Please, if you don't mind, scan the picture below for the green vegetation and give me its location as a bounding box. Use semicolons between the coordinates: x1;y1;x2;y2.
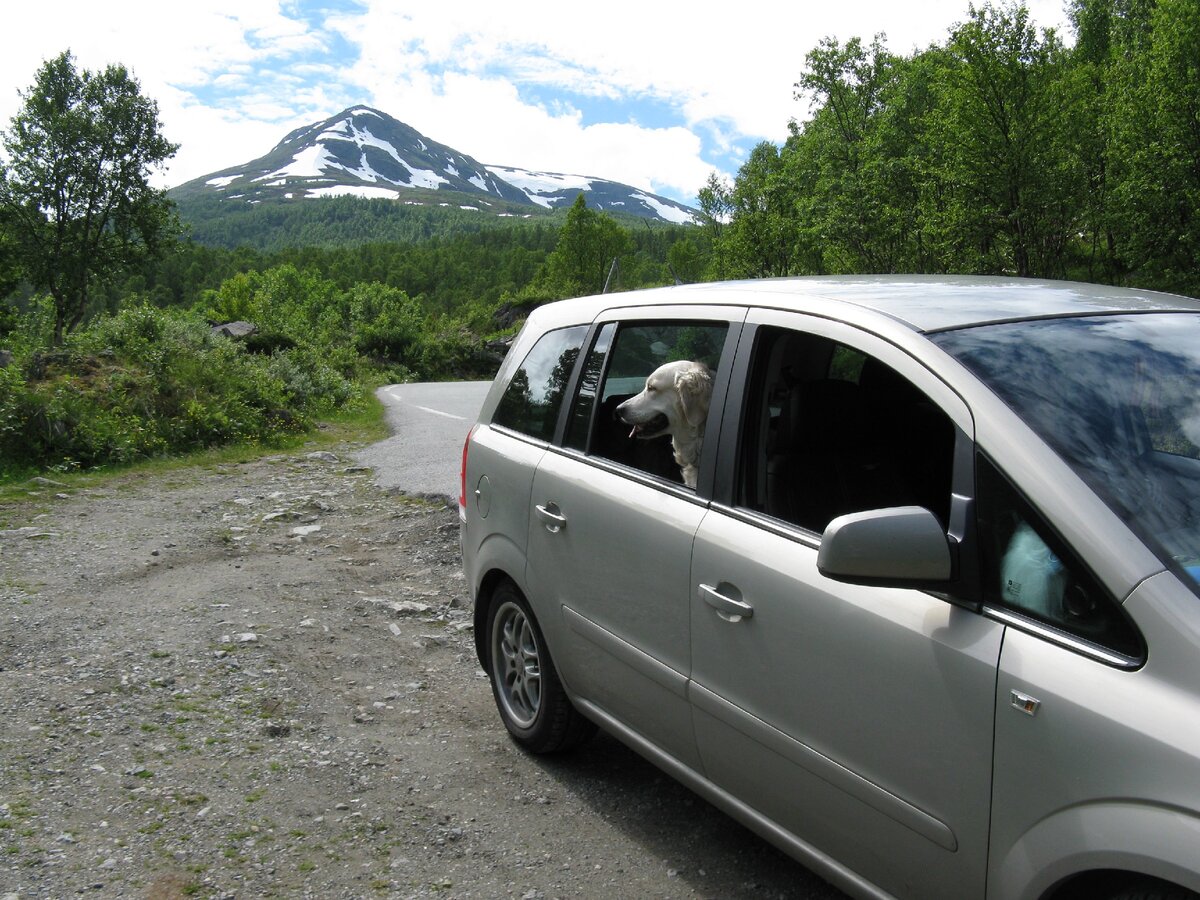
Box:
0;51;179;345
3;0;1200;478
700;0;1200;295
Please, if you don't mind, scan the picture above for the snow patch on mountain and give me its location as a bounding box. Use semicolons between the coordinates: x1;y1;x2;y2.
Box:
267;144;334;179
489;166;595;208
306;185;402;200
632;192;697;225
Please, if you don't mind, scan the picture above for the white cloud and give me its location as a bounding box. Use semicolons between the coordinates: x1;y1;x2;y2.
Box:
2;0;1076;202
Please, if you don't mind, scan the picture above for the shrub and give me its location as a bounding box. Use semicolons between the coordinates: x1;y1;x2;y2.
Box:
0;303;364;475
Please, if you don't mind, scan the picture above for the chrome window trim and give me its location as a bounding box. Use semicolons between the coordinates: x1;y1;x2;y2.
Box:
548;445;710;507
707;501;822;551
983;605;1143;669
488;423;552;449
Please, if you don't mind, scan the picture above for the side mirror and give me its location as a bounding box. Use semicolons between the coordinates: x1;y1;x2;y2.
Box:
817;506;953;586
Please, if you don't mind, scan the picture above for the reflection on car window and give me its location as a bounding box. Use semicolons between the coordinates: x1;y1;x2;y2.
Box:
570;321;728;484
932;314;1200;595
492;325;588;442
737;326;957;533
976;454;1142;658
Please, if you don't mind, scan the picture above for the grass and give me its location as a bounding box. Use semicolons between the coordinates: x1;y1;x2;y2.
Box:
0;387;389;501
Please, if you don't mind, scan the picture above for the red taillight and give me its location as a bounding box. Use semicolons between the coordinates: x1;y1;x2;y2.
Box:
459;425;475;515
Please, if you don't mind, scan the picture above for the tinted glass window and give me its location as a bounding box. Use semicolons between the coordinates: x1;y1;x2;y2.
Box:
492;325;588;441
737;326;956;533
932;314;1200;593
976;454;1142;659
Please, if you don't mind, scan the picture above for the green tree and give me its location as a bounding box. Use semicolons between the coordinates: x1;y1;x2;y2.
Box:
0;51;179;344
791;34;926;273
1105;0;1200;292
541;195;634;296
932;3;1085;277
720;141;805;278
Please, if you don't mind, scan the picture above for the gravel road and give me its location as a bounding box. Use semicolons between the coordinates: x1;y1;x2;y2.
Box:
0;438;846;899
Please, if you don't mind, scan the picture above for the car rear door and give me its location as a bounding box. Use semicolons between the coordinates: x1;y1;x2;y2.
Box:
688;310;1002;899
523;307;743;769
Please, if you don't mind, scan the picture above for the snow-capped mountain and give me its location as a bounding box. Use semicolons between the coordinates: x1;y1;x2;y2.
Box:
171;106;698;225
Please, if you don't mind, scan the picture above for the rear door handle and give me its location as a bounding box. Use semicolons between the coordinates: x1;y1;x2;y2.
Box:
535;503;567;533
699;583;753;622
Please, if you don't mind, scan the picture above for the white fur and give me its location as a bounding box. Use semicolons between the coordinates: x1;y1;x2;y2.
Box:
615;360;714;488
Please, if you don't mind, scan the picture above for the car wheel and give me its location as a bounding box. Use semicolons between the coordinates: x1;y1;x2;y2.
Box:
485;580;595;753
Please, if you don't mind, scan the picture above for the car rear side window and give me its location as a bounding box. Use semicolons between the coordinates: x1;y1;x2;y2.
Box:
566;321;729;484
492;325;588;442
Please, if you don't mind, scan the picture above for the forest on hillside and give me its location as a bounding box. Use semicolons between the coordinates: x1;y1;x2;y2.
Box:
2;0;1198;476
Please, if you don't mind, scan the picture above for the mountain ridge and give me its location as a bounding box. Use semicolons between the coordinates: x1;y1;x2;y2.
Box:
170;105;698;225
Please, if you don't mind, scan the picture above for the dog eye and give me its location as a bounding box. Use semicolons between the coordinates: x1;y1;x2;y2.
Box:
646;384;656;392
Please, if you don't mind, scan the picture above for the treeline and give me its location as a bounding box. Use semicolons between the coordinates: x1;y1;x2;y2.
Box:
105;206;691;322
172;192;552;252
700;0;1200;296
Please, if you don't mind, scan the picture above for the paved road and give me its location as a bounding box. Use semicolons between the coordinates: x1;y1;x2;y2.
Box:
355;380;491;500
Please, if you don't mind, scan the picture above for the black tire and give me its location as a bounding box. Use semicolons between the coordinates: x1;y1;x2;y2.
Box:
484;580;596;753
1107;878;1200;900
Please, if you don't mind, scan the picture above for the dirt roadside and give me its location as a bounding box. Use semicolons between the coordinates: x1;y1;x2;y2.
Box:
0;442;842;900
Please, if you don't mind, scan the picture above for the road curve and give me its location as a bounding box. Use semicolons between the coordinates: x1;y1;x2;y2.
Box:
355;381;491;501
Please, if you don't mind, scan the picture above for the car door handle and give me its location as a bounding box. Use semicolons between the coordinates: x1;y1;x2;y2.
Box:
699;583;753;622
535;503;567;533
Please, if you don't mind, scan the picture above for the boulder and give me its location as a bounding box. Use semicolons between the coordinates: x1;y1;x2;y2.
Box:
211;321;257;339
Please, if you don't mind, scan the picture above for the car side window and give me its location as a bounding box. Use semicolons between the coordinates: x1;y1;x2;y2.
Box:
737;325;957;533
492;325;588;442
976;454;1142;659
566;321;728;485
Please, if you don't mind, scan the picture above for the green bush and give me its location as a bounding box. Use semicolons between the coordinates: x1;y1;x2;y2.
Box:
0;302;361;476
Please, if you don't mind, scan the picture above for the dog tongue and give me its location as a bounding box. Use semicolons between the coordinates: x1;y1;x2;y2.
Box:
629;426;638;439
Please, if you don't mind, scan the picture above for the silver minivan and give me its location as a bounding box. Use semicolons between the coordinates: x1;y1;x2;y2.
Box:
459;276;1200;900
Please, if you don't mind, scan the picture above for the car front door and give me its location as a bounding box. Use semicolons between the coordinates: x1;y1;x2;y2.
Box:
689;311;1002;899
523;309;742;769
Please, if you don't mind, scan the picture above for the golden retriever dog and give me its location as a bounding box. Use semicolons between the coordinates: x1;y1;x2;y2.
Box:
616;360;714;488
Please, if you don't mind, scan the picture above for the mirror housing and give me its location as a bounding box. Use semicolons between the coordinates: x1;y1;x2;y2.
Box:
817;506;953;587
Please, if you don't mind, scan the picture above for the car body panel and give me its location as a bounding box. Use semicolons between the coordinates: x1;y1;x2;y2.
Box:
690;509;1002;898
989;570;1200;899
524;449;707;768
461;424;546;597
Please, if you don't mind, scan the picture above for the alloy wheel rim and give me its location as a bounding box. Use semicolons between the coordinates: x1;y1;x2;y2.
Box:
493;601;541;728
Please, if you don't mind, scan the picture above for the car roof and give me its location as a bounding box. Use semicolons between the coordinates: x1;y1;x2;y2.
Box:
635;275;1200;333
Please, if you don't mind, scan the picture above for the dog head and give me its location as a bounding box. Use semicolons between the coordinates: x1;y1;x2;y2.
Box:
616;360;714;440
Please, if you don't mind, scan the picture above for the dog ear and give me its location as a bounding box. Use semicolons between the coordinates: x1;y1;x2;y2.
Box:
675;366;713;428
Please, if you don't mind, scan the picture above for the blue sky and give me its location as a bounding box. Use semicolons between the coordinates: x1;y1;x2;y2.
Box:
4;0;1074;208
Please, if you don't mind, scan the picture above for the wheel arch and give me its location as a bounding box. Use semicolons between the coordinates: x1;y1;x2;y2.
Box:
473;566;519;668
990;802;1200;900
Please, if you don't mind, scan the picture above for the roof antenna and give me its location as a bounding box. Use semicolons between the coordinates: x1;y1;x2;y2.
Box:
602;257;620;294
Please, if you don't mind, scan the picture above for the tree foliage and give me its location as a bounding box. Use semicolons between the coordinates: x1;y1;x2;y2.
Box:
0;51;179;343
701;0;1200;295
537;195;635;296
